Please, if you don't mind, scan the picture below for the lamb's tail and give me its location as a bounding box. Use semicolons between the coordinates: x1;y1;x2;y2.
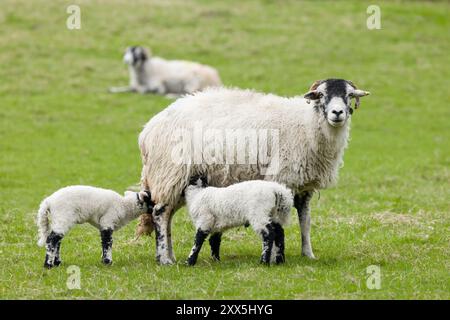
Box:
37;199;50;247
274;189;294;226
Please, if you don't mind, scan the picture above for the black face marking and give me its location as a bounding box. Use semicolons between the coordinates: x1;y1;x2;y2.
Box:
324;79;349;104
189;175;208;187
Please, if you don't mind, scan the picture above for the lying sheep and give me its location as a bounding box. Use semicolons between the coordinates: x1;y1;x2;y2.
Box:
36;186;154;268
138;78;370;265
184;177;293;266
109;46;222;97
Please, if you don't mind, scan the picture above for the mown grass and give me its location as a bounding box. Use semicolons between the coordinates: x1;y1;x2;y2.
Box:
0;0;449;299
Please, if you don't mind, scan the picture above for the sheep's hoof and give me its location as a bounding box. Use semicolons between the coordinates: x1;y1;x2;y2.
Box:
158;257;175;265
54;259;62;266
44;262;54;269
102;259;113;265
302;252;316;260
211;255;220;262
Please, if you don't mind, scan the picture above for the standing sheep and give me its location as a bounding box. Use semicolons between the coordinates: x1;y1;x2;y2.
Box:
138;79;370;265
185;177;293;265
37;186;154;268
109;46;222;97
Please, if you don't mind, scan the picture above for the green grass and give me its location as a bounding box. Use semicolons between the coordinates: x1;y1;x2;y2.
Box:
0;0;449;299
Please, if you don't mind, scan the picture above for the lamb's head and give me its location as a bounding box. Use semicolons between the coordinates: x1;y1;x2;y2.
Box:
123;46;150;67
124;190;154;214
304;79;370;128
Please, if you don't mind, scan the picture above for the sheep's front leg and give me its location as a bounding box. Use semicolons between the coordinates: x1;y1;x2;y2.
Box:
260;223;275;265
273;223;285;264
209;232;222;261
294;192;315;259
100;228;113;265
186;229;209;266
152;205;175;265
44;231;63;269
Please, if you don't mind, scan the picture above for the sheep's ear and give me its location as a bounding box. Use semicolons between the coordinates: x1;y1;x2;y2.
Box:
304;90;322;101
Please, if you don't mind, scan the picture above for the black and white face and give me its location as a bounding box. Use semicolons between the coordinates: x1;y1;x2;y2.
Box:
304;79;370;128
123;46;149;66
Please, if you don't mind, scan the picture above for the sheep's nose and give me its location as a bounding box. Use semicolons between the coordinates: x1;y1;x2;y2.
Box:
332;110;344;116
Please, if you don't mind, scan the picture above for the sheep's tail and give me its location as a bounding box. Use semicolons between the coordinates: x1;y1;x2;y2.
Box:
37;199;50;247
274;189;294;226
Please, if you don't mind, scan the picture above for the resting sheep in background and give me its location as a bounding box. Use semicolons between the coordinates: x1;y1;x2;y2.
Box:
36;186;154;268
109;46;222;97
184;177;293;265
138;78;370;265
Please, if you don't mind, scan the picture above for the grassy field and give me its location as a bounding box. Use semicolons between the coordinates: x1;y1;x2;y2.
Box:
0;0;449;299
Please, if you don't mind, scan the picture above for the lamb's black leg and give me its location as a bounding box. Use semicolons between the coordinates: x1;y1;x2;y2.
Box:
209;232;222;261
260;223;276;265
273;223;285;264
44;231;63;269
54;240;62;266
187;229;209;266
100;228;113;265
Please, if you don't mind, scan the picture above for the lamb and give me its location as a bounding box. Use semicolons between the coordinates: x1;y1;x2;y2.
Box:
109;46;222;97
184;177;293;266
138;78;370;265
36;186;154;268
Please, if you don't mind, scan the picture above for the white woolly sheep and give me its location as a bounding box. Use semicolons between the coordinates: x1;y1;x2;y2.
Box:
36;186;154;268
138;78;370;265
184;177;293;266
109;46;222;97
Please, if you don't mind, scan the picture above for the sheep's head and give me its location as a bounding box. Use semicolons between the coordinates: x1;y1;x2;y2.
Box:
304;79;370;128
123;46;151;67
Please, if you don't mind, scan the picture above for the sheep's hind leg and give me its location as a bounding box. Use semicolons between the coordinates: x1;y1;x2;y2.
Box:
209;232;222;261
100;228;113;265
273;223;285;264
186;229;209;266
260;223;276;265
44;231;63;269
294;192;316;259
54;239;62;266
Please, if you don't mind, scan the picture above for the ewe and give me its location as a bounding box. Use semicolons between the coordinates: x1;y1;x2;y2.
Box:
184;177;293;265
138;78;370;264
37;186;154;268
109;46;222;97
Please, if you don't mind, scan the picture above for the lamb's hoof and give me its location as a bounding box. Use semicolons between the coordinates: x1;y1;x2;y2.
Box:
102;259;113;265
275;256;285;264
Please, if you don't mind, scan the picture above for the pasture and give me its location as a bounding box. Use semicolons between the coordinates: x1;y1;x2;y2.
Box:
0;0;449;299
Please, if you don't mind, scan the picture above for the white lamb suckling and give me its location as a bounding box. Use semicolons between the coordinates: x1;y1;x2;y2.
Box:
184;177;293;265
36;186;154;268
